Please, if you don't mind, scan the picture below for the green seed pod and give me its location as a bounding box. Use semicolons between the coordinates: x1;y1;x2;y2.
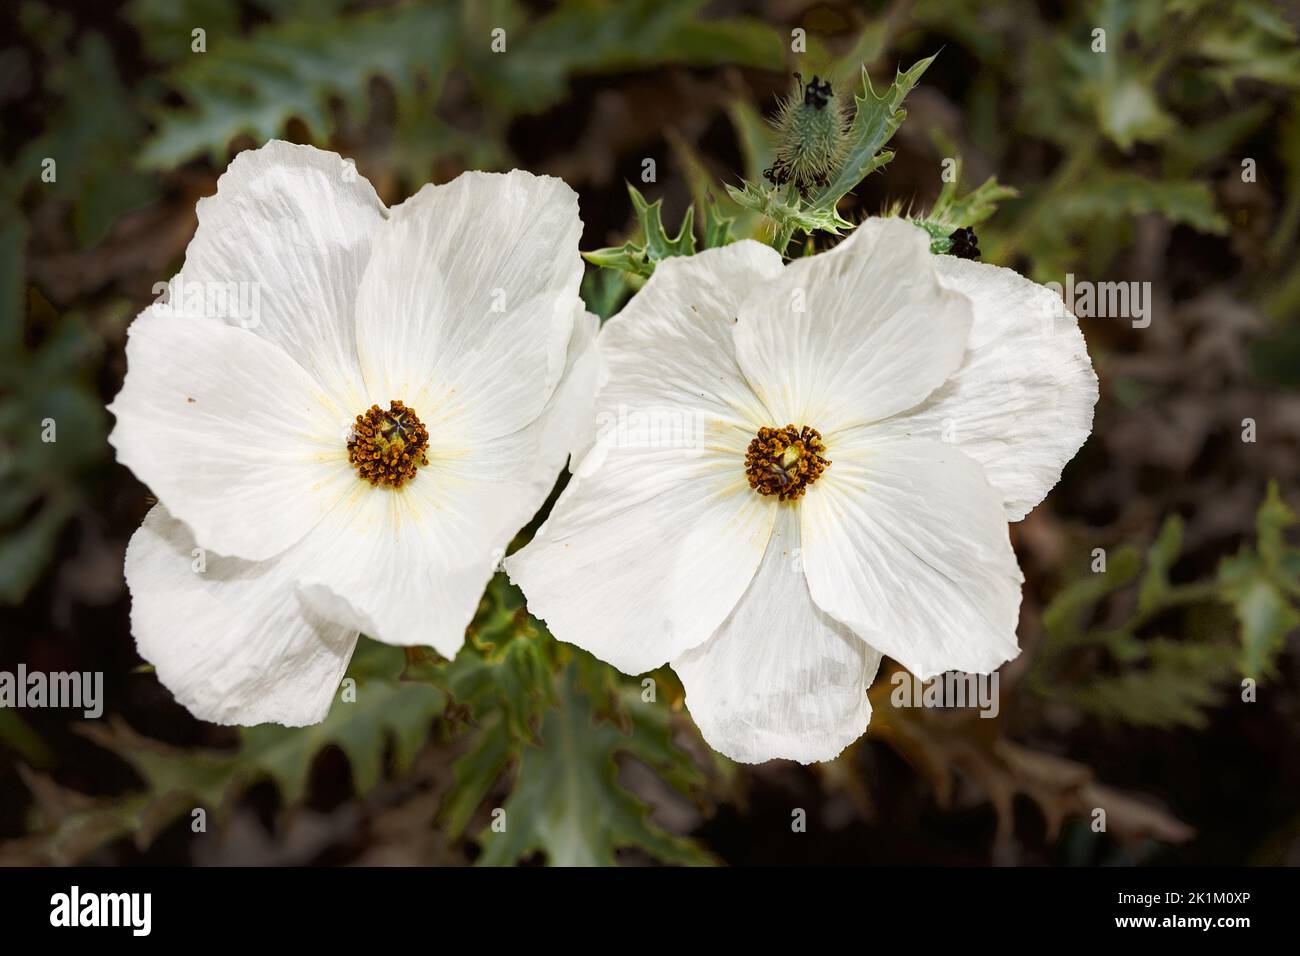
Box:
764;73;848;194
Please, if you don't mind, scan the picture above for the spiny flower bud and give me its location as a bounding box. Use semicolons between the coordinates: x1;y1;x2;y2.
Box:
763;73;848;194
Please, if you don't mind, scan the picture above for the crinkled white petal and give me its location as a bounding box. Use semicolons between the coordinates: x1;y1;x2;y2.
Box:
869;256;1099;520
592;241;784;449
799;435;1024;680
282;172;586;660
354;170;583;443
506;243;788;675
463;305;600;560
525;306;601;508
125;505;358;726
507;444;776;674
733;218;973;433
108;308;357;561
294;464;515;660
673;507;882;764
175;140;385;412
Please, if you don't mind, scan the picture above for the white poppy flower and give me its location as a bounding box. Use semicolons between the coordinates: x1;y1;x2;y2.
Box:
507;217;1097;764
110;141;596;727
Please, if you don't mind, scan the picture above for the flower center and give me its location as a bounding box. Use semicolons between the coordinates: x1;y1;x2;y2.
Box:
347;400;429;488
745;424;830;501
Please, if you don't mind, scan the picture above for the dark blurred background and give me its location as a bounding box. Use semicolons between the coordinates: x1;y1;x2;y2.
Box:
1;0;1299;866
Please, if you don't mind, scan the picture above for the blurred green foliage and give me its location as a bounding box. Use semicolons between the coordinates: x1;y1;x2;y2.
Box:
0;213;108;604
1033;484;1300;729
4;0;1300;866
18;577;713;865
917;0;1285;280
131;0;804;178
11;6;153;246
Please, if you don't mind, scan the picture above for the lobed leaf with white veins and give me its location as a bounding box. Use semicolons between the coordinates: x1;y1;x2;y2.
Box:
473;667;714;867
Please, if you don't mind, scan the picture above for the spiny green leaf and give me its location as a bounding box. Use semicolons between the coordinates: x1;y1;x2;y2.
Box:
475;667;713;866
580;267;630;320
629;184;697;261
83;639;446;814
1217;483;1300;679
1256;480;1297;566
1054;172;1228;234
469;0;806;115
923;138;1019;235
1218;557;1300;680
581;242;654;279
79;720;244;814
0;229;108;604
442;632;550;743
1162;103;1271;178
932;174;1019;230
1069;638;1232;729
13;29;155;246
806;55;936;225
1042;546;1141;645
725;55;934;251
440;717;514;842
1198;2;1300;90
724;180;846;239
240;640;446;803
700;195;736;249
6;767;165;866
1036;486;1298;728
126;0;244;66
915;146;1018;254
139;4;458;169
1093;75;1177;152
1138;515;1185;616
583;183;697;278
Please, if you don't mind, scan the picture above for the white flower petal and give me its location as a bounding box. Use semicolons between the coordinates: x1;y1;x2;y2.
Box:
125;505;358;726
506;244;788;675
295;184;590;660
799;435;1024;681
294;469;510;660
673;507;881;764
870;256;1099;520
733;218;973;433
507;445;776;674
108;308;357;561
528;306;601;506
177;140;386;411
354;170;583;441
593;241;784;448
568;312;607;469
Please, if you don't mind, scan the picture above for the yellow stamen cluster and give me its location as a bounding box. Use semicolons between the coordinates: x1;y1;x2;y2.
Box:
347;400;429;488
745;424;829;501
